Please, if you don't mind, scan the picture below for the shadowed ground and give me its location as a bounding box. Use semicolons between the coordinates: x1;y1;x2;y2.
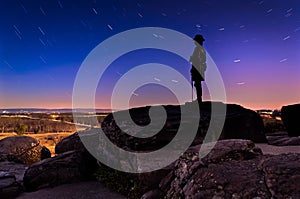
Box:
17;181;125;199
16;144;300;199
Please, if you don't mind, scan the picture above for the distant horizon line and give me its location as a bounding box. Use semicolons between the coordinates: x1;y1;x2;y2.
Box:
0;100;294;112
0;105;282;112
0;108;116;114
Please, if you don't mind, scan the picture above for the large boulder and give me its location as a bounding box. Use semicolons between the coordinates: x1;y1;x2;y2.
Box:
163;140;267;198
0;171;21;198
23;149;98;191
89;102;266;198
157;139;300;198
260;153;300;198
266;131;300;146
101;102;266;153
0;136;47;165
0;161;26;198
94;139;263;199
55;132;84;154
281;103;300;136
55;130;100;154
221;103;266;142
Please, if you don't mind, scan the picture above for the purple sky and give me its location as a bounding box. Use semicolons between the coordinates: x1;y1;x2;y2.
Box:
0;0;299;110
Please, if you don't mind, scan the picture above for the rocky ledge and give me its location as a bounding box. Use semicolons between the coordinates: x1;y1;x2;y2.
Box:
101;101;266;153
154;139;300;199
0;136;51;198
1;102;300;198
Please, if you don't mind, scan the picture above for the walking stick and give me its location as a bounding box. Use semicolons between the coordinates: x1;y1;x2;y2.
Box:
191;80;194;102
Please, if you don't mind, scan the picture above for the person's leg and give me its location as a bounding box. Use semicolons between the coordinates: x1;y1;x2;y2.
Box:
194;81;202;103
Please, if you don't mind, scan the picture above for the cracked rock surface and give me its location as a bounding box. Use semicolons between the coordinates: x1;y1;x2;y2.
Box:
158;140;300;199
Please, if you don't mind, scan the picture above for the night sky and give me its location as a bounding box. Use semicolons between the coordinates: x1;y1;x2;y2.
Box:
0;0;299;110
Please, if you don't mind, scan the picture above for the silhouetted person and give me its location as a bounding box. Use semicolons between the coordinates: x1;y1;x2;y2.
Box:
190;34;207;103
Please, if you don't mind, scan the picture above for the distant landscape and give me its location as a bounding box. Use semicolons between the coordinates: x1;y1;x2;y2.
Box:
0;107;284;155
0;110;109;154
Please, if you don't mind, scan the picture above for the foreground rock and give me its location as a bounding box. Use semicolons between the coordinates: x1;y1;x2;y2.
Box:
266;131;300;146
157;139;300;199
29;102;300;198
162;139;267;198
261;153;300;198
17;181;126;199
23;150;98;191
55;130;100;154
281;103;300;136
55;132;85;154
0;136;50;165
0;161;26;198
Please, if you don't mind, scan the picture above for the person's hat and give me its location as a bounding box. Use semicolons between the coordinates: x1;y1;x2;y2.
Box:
193;34;205;43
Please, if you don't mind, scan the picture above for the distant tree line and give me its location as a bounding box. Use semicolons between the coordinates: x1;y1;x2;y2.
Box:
0;117;76;133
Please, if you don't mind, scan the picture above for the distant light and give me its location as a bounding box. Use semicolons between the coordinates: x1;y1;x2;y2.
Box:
137;13;143;18
92;8;98;15
283;35;290;40
107;24;113;30
58;0;63;8
19;2;28;14
280;58;288;63
38;27;45;35
233;59;241;63
40;6;46;16
218;27;225;31
154;77;161;82
285;13;292;18
13;25;21;35
39;38;46;46
284;8;293;17
116;71;122;76
40;56;47;63
172;80;178;83
294;27;300;32
3;60;13;70
152;34;164;39
236;82;245;85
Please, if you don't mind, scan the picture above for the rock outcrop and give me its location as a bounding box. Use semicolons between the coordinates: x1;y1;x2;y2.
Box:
156;139;300;199
23;149;97;191
0;136;48;165
101;102;266;153
23;130;99;192
8;102;300;198
55;130;99;154
55;132;84;154
0;161;26;198
221;103;266;142
266;131;300;146
89;137;300;198
162;140;268;198
281;103;300;136
260;153;300;198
